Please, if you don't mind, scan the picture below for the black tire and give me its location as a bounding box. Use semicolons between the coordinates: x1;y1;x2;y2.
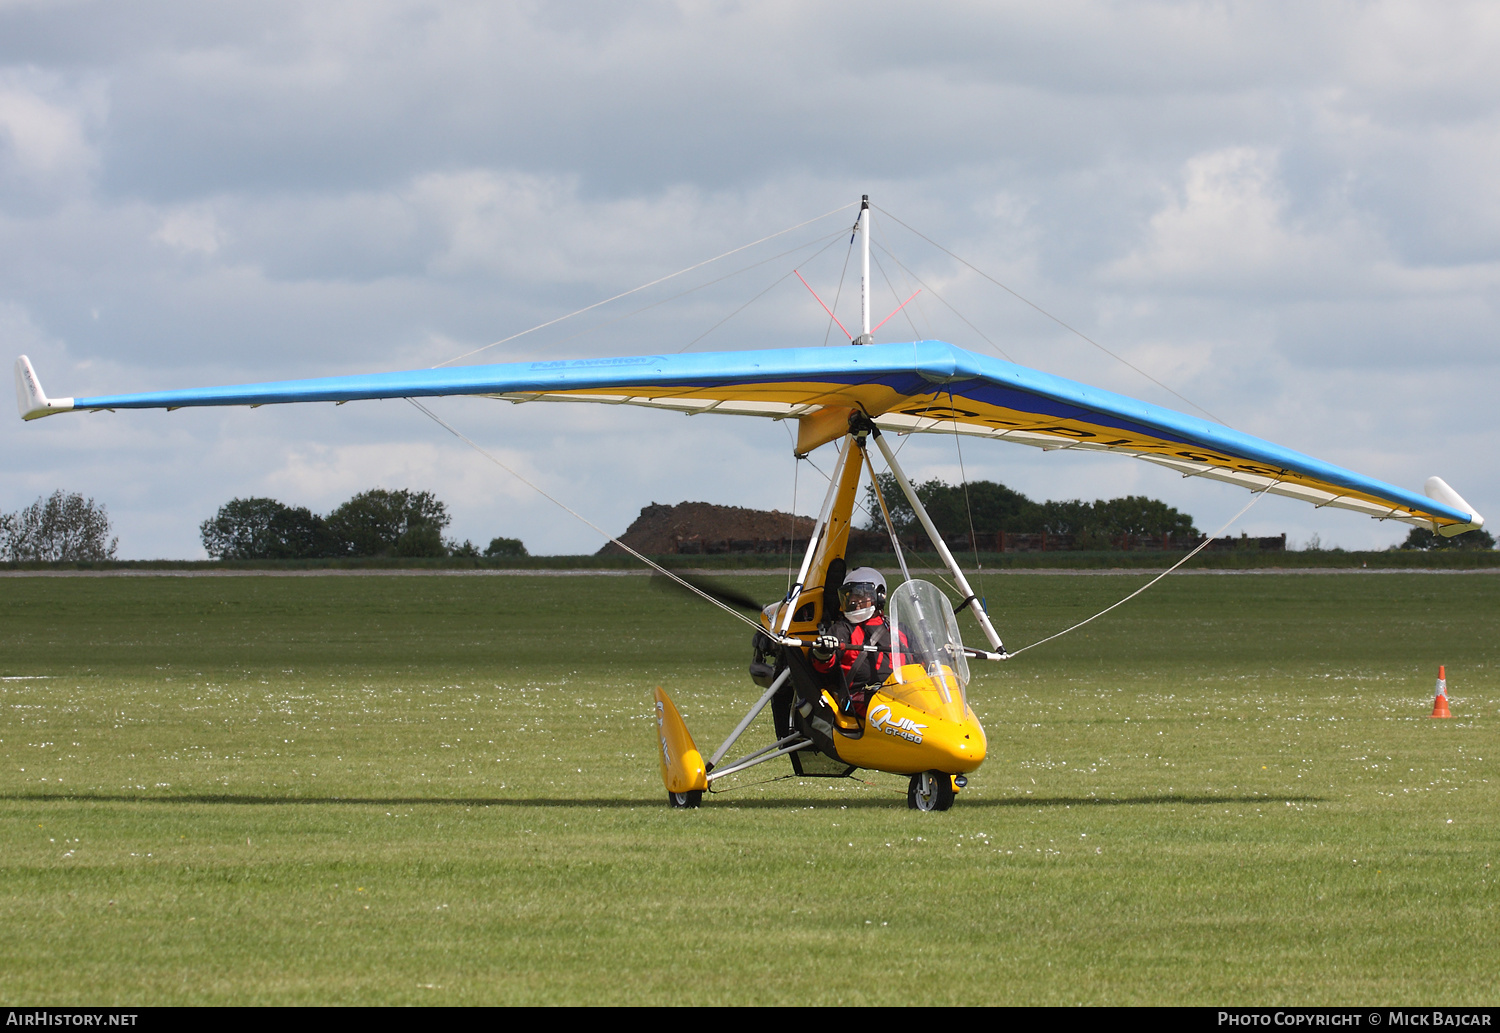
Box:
668;790;703;808
907;771;955;811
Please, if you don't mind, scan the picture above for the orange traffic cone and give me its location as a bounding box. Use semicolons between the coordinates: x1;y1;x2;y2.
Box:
1430;665;1452;719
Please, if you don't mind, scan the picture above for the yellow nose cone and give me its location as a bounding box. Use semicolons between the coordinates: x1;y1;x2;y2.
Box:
840;694;988;776
946;710;987;771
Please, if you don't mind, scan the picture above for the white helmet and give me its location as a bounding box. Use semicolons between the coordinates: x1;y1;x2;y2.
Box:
838;567;886;623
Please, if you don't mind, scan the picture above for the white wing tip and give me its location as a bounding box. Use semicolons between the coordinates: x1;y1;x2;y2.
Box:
1424;476;1485;535
14;356;74;421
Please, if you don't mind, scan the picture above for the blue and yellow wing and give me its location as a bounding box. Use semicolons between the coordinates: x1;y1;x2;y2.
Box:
15;341;1483;534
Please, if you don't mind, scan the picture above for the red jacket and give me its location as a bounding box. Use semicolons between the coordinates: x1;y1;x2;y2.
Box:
811;615;907;690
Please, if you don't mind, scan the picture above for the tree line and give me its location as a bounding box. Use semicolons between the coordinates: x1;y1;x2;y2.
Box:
1;484;1485;563
864;475;1498;551
200;489;526;559
862;474;1200;548
0;491;118;561
1400;526;1495;551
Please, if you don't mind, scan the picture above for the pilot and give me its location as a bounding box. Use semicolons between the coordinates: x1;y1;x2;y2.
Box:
810;567;903;718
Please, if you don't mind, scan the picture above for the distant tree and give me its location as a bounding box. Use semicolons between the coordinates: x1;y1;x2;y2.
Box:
393;521;444;557
1033;498;1095;536
1401;526;1496;551
448;538;480;558
863;473;917;535
0;491;118;562
200;497;336;559
484;536;528;558
863;473;909;535
1089;496;1199;538
958;480;1038;533
863;474;1038;537
861;475;1199;548
324;488;450;557
915;478;1037;536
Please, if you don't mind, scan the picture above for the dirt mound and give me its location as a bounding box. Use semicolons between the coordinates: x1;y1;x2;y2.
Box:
600;501;815;556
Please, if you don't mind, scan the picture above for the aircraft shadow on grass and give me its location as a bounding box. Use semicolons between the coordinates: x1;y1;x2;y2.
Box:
6;791;1326;810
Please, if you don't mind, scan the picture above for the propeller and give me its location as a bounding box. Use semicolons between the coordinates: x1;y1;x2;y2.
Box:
650;571;766;614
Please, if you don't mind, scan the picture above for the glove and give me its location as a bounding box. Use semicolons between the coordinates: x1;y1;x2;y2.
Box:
811;634;840;661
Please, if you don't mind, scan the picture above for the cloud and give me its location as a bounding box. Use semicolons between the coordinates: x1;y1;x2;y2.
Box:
0;68;103;206
152;207;224;255
1102;146;1454;303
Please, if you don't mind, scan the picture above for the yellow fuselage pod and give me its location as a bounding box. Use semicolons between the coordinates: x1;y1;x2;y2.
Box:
832;666;987;776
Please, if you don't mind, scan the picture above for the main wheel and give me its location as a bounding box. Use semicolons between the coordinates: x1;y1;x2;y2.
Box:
668;790;703;808
907;771;955;811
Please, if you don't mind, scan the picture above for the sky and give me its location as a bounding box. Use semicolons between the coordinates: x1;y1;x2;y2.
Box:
4;1;1498;558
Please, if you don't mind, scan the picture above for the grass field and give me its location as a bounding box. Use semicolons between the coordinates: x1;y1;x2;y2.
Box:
1;571;1496;1005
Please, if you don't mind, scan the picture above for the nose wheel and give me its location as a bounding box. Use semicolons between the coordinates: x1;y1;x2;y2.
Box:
668;790;703;808
907;771;956;811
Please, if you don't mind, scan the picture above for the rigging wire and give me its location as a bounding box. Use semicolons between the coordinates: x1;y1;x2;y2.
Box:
872;242;1015;361
1005;487;1271;658
675;232;844;353
947;388;987;612
821;233;856;348
795;271;853;340
709;770;896;795
891;428;914;459
860;444;912;586
474;228;844;363
873;205;1226;426
800;450;874;524
870;249;923;341
707;771;799;794
871;292;924;337
434;202;857;368
404;397;772;638
873;216;934;339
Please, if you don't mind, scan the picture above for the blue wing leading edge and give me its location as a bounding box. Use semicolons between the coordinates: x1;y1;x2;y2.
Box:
14;341;1483;535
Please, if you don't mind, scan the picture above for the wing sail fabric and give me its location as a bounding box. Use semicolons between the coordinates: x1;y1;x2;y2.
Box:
17;341;1482;533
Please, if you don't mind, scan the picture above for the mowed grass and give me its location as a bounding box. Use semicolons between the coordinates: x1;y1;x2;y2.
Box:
0;571;1496;1005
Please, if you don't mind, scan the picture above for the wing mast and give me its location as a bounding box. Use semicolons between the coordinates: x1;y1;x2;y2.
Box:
854;195;873;347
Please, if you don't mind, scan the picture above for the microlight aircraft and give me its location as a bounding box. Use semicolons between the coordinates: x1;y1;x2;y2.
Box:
14;198;1486;810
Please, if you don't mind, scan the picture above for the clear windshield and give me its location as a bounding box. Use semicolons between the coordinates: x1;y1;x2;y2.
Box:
883;580;970;721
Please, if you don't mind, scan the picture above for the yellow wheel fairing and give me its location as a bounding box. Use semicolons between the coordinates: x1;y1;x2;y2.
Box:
653;687;707;794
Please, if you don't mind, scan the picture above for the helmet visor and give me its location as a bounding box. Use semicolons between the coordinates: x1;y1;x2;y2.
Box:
839;581;879;615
